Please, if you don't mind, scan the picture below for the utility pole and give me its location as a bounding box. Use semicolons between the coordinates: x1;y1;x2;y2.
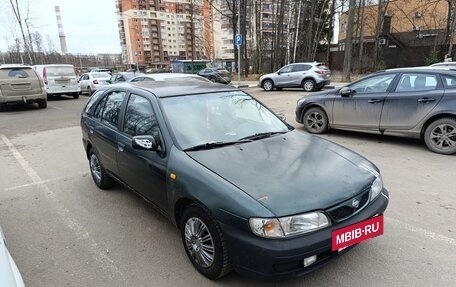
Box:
342;0;357;82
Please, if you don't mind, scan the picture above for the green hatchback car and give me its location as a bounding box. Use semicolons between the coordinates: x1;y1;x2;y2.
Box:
81;81;389;280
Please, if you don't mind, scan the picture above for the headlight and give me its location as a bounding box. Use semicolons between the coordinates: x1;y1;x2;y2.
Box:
359;163;383;202
249;211;330;238
370;174;383;201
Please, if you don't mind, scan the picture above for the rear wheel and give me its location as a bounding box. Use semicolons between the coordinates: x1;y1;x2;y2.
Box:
302;79;316;92
87;87;93;96
208;77;216;82
424;118;456;155
37;99;47;109
302;107;328;134
180;204;231;280
262;79;274;91
88;149;114;189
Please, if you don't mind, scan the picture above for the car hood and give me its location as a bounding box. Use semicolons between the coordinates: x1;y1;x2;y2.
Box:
187;131;376;217
0;232;25;287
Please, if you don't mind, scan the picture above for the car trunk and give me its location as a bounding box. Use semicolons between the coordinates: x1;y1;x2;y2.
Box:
0;67;42;98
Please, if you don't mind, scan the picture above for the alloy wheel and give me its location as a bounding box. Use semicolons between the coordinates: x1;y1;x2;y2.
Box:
306;111;325;131
90;154;102;183
184;217;215;268
429;124;456;150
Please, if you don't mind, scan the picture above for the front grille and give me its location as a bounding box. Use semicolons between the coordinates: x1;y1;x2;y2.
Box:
327;189;370;222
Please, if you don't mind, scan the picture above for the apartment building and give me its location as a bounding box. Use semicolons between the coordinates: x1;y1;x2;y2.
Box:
116;0;221;69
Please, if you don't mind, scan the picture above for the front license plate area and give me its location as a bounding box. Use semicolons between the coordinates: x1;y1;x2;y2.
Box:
332;215;383;251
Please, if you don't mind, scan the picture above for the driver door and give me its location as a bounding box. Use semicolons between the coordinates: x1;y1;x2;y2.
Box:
274;65;294;87
331;73;398;131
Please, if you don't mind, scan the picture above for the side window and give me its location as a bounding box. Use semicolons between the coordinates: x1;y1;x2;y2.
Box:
293;64;311;72
396;74;437;92
84;90;104;115
130;77;142;82
94;95;108;119
350;74;396;94
443;75;456;88
279;65;293;74
100;91;126;126
123;94;159;137
117;76;126;82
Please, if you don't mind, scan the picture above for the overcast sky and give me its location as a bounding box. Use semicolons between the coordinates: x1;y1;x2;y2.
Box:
0;0;121;55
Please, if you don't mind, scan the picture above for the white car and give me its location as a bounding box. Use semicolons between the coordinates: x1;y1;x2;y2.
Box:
78;72;112;96
34;64;80;99
0;226;25;287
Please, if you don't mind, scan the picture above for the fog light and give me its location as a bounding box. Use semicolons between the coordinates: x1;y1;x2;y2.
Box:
303;255;317;267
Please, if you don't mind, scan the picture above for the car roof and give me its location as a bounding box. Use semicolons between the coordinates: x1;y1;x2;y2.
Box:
0;64;33;69
385;67;456;74
103;80;238;98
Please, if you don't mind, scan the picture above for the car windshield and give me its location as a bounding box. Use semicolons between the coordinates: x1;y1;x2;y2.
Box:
160;91;290;150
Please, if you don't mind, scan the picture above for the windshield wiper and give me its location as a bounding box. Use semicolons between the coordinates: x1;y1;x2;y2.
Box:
238;131;288;141
184;140;251;152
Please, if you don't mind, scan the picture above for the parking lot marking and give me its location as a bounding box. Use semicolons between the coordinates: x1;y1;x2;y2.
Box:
0;134;127;283
389;217;456;247
3;171;88;192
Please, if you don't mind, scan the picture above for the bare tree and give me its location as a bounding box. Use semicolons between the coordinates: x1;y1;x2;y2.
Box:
342;0;357;81
8;0;33;64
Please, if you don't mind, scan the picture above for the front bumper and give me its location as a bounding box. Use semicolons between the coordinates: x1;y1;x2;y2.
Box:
220;189;389;281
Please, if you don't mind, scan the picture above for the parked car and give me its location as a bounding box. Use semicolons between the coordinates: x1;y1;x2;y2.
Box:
105;72;144;84
34;64;80;99
259;62;331;92
78;72;112;96
296;67;456;155
81;80;389;280
89;67;112;74
0;225;25;287
130;73;211;83
197;68;231;84
0;64;47;109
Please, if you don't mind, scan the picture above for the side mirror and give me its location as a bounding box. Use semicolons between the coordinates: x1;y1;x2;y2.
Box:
132;135;158;151
340;87;355;97
276;112;287;122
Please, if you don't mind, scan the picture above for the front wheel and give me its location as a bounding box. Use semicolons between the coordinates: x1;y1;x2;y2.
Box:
180;204;231;280
208;77;216;82
302;79;316;92
424;118;456;154
88;87;93;96
262;79;274;91
302;107;328;134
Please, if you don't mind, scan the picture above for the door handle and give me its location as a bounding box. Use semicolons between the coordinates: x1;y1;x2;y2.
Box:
117;143;125;152
368;99;382;103
417;98;436;103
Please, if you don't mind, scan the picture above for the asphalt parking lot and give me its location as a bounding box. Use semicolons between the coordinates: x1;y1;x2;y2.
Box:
0;87;455;287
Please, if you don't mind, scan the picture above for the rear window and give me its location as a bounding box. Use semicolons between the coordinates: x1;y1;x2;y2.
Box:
46;66;75;77
0;67;35;79
91;72;111;79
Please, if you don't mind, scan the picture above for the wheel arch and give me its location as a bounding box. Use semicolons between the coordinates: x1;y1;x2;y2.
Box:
260;77;274;87
420;113;456;138
86;141;93;160
301;77;316;86
173;197;198;227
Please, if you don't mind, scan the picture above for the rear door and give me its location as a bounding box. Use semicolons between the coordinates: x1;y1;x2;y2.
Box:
291;64;312;86
90;89;127;176
274;65;294;87
380;72;444;130
0;67;42;98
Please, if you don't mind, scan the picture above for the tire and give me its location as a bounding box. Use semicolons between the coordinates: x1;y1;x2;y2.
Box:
73;93;79;99
302;107;328;134
262;79;274;91
88;149;114;189
88;87;93;96
423;118;456;155
302;79;316;92
37;99;47;109
208;77;216;83
180;204;231;280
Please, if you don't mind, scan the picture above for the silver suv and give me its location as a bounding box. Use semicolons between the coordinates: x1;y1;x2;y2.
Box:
0;65;47;109
259;62;331;92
